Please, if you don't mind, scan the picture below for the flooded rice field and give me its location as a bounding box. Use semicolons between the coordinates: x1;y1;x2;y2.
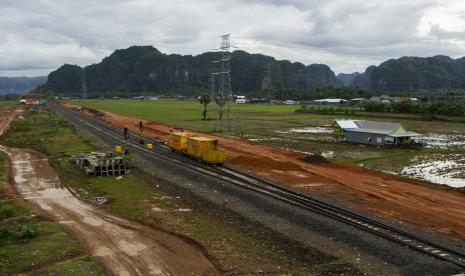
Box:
419;133;465;149
275;127;332;134
245;125;465;189
401;155;465;188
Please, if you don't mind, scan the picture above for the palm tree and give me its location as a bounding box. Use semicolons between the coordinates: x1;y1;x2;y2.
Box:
199;94;211;120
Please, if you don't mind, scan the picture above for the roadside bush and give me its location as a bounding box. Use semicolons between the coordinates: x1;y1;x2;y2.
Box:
391;101;417;113
0;225;11;239
16;224;38;239
0;205;14;220
122;154;132;168
363;100;465;117
363;102;390;112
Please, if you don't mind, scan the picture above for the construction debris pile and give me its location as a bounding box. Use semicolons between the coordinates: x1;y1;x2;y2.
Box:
75;152;126;176
90;195;112;205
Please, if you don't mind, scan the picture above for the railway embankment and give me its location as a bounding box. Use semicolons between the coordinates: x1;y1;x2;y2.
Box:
80;105;465;242
52;103;465;275
2;105;377;275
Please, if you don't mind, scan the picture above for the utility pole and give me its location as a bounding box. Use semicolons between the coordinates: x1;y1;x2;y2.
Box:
210;72;216;99
81;67;87;99
212;34;233;132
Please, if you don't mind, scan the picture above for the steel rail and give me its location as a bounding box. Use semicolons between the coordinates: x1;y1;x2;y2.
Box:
50;104;465;269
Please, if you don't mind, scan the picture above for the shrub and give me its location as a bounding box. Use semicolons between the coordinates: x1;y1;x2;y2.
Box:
16;224;38;239
0;205;14;220
0;225;11;239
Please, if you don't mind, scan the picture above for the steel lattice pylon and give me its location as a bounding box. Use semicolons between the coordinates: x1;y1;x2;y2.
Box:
261;62;273;91
211;34;233;131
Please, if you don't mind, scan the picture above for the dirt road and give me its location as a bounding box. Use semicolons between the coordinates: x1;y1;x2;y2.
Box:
0;108;219;276
86;107;465;240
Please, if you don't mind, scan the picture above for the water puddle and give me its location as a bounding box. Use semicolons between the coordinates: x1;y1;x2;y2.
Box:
401;155;465;188
275;127;331;134
419;133;465;149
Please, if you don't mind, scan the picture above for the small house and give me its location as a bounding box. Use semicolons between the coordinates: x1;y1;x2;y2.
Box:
332;119;421;146
370;95;394;103
235;96;246;104
314;98;348;104
332;119;360;138
285;100;296;105
350;98;368;104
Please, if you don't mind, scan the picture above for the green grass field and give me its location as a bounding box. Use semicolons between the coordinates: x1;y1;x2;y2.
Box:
72;99;308;124
0;100;14;106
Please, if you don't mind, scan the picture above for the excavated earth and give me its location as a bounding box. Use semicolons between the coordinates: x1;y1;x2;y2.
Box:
85;107;465;241
0;106;219;276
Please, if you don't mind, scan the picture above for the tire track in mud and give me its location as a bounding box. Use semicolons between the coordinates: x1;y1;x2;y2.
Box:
0;108;219;276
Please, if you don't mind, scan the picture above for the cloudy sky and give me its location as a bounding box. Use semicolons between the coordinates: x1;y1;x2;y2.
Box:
1;0;465;77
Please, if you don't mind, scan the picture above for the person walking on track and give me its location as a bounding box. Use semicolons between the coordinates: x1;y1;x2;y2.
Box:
139;120;144;134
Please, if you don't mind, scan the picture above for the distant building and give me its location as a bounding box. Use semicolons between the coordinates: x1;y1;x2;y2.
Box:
350;98;368;104
369;95;400;103
235;96;246;104
332;119;422;146
313;98;348;104
19;93;45;105
285;100;296;105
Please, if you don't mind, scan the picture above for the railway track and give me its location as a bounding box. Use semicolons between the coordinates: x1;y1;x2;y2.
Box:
50;103;465;270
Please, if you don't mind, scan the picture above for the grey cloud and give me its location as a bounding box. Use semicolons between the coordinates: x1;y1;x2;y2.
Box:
0;0;465;76
429;24;465;40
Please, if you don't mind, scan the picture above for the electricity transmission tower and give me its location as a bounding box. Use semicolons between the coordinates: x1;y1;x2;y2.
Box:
211;34;233;131
261;62;273;91
261;62;273;102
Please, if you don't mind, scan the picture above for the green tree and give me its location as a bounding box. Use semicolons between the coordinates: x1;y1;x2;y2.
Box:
199;94;211;120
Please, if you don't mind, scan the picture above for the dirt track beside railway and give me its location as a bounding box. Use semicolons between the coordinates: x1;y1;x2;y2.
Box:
0;106;219;276
86;107;465;240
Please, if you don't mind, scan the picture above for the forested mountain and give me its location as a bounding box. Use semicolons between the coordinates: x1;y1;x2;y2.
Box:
37;46;342;96
350;66;377;90
337;72;360;86
0;76;47;94
307;64;343;87
38;46;465;95
349;55;465;91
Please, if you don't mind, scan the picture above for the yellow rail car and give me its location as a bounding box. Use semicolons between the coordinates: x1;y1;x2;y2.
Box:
167;132;193;152
167;132;226;164
187;137;226;164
